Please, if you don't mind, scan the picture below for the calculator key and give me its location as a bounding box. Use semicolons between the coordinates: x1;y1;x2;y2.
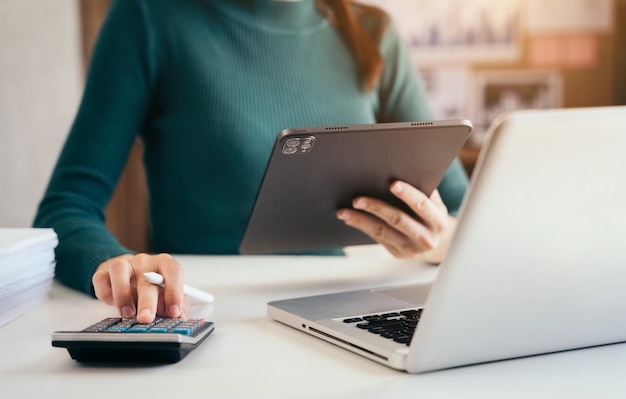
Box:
128;324;150;332
172;319;205;335
82;318;121;332
148;327;169;333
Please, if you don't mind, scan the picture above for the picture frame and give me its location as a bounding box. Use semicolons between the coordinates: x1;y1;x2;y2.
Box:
471;69;563;142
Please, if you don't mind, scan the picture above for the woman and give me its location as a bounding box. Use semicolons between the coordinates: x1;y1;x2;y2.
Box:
34;0;468;323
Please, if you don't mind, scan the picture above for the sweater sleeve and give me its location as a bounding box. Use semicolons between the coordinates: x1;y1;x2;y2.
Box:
376;22;469;216
33;0;155;295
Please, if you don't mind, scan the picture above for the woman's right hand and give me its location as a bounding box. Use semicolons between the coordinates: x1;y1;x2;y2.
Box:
92;253;188;324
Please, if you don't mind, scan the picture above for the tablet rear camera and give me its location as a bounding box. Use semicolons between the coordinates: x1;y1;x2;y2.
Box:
285;138;300;147
282;136;315;155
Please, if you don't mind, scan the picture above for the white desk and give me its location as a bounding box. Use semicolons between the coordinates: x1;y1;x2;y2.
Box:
2;253;626;399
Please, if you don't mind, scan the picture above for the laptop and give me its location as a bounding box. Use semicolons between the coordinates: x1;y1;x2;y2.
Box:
267;106;626;373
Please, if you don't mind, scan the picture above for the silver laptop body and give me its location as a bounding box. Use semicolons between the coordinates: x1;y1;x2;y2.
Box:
267;106;626;373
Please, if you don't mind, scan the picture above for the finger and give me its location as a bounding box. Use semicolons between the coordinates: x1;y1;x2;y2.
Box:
353;193;437;251
337;207;431;257
154;253;185;318
428;189;448;213
132;254;160;323
178;296;191;321
390;182;448;234
107;257;137;318
92;268;114;306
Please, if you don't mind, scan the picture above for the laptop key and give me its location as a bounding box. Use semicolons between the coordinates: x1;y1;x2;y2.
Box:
346;308;423;345
393;336;412;345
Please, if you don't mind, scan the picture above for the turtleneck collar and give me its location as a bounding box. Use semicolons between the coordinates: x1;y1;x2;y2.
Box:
212;0;326;32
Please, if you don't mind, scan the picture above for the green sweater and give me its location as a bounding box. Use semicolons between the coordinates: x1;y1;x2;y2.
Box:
34;0;468;295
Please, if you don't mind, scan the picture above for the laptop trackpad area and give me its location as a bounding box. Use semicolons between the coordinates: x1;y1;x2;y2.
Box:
372;283;431;305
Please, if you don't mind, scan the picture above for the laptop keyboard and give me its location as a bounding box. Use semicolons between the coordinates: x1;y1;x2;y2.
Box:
342;308;423;346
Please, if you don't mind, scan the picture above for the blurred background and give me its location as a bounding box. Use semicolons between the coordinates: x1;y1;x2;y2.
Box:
1;0;624;251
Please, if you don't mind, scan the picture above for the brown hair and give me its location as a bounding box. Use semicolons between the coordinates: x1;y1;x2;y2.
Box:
317;0;387;91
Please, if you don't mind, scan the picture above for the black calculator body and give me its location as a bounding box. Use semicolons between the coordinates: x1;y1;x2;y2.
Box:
52;317;215;363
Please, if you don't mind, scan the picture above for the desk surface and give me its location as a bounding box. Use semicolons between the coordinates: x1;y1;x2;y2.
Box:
2;252;626;399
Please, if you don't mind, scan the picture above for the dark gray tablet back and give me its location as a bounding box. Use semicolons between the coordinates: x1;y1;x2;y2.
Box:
239;120;472;254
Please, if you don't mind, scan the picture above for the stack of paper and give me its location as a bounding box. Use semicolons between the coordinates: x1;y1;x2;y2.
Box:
0;228;58;328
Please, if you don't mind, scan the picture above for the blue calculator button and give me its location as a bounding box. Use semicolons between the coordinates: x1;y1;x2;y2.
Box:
128;325;149;332
148;328;170;333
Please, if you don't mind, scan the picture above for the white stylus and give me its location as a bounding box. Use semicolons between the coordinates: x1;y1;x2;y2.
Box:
143;272;215;304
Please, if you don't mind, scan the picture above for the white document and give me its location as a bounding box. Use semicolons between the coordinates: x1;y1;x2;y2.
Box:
0;228;58;328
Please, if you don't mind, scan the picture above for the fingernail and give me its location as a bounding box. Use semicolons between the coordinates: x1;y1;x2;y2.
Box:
391;182;404;194
354;198;367;209
121;306;135;318
168;304;181;317
139;308;152;320
337;209;350;221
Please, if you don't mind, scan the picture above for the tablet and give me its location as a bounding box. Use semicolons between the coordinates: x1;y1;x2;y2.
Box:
239;120;472;254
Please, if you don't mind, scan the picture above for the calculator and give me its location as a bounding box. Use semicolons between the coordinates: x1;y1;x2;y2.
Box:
51;317;215;363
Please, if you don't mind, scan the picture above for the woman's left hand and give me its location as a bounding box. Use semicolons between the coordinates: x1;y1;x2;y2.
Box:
336;180;456;263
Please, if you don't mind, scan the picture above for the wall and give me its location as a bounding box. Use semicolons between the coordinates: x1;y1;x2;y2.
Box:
615;0;626;105
358;0;623;174
0;0;83;227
